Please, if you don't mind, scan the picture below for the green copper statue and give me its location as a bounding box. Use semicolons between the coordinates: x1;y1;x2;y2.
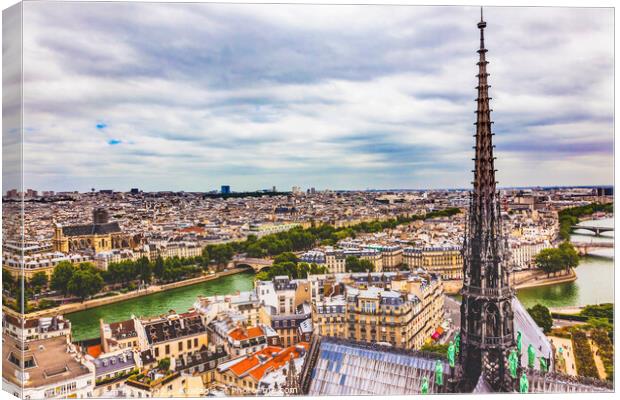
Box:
455;331;461;355
447;341;456;368
516;331;523;353
519;373;529;393
527;344;536;369
508;349;518;378
539;357;548;373
421;376;429;394
434;360;443;386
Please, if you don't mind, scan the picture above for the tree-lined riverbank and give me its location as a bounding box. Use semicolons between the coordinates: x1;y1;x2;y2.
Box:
5;267;252;321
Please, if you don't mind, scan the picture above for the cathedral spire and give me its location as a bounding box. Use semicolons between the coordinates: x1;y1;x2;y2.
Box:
285;353;301;395
457;9;517;392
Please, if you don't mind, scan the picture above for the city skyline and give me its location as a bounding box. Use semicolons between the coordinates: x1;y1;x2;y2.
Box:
5;4;613;192
5;183;615;196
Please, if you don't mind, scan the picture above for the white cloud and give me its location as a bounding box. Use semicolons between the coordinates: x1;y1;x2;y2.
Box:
14;3;614;192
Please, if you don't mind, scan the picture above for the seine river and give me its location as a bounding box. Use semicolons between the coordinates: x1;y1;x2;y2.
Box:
67;219;613;341
67;271;255;341
516;218;614;309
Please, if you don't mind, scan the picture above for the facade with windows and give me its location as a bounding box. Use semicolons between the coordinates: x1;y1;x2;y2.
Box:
310;271;444;350
403;246;463;280
140;311;208;361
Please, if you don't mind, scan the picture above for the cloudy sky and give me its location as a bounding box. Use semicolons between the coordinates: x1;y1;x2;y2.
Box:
11;3;614;192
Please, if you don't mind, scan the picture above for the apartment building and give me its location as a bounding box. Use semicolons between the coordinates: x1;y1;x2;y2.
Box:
256;276;312;346
310;271;444;350
141;311;208;361
508;240;551;270
194;291;262;328
364;244;403;271
403;246;463;280
100;318;141;353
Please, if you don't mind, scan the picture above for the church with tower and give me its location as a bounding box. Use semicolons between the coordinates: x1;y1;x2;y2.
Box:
52;207;138;254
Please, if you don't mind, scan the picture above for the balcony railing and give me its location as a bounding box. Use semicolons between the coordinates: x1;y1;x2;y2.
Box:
462;285;514;297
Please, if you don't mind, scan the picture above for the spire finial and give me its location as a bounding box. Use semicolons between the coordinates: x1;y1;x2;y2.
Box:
477;6;487;32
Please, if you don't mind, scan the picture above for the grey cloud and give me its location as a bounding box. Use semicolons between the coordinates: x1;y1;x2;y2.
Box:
15;4;614;192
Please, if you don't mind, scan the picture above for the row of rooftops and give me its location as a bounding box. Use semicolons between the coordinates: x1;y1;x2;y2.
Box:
301;245;463;262
311;270;440;283
315;288;415;312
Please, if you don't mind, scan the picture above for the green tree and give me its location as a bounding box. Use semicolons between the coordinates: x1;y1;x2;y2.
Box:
136;256;152;283
209;244;234;266
586;317;613;333
558;242;579;273
345;256;374;273
345;256;360;272
255;271;271;281
51;261;75;296
534;248;564;277
309;263;328;275
67;270;104;301
153;256;165;280
246;243;266;258
527;304;553;333
77;262;99;273
557;202;613;240
30;272;49;293
273;252;298;264
580;303;613;321
157;358;171;371
106;261;137;286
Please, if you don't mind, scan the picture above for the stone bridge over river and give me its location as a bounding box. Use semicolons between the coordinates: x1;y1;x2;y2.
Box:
230;257;273;272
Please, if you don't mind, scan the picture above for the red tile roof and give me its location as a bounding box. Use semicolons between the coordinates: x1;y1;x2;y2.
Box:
87;344;102;358
229;356;260;377
227;343;310;382
228;326;265;341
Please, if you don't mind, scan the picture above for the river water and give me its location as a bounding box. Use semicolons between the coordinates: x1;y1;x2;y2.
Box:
67;219;613;341
67;271;255;341
516;218;614;309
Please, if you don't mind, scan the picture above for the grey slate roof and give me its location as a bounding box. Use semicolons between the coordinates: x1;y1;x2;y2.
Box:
93;350;135;378
62;222;121;236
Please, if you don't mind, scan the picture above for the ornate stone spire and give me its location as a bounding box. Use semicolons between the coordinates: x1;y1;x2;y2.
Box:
285;353;300;395
457;8;517;392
